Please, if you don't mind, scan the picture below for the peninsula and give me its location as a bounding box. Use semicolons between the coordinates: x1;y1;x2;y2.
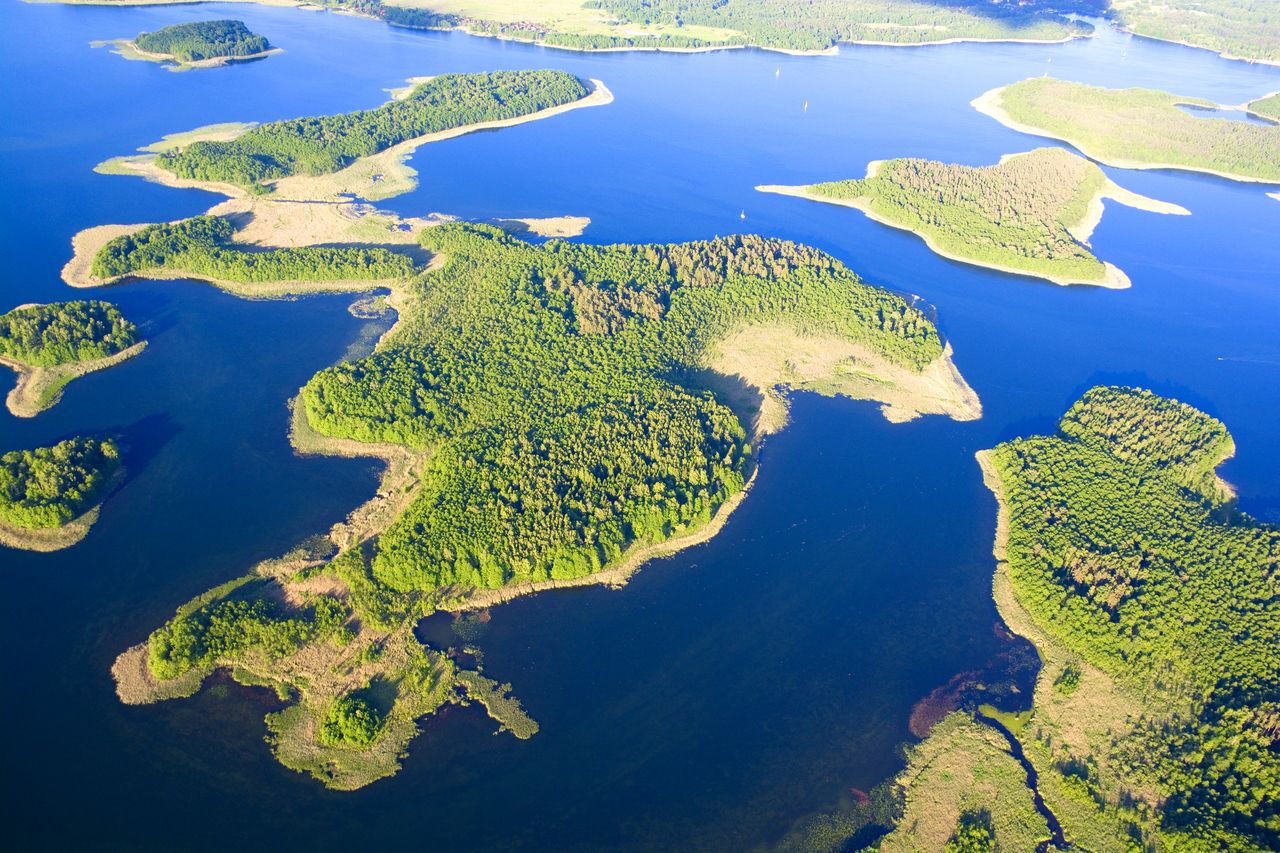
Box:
874;388;1279;851
758;147;1189;288
77;67;979;788
0;301;145;417
108;221;981;789
96;19;280;70
0;437;124;552
973;77;1280;183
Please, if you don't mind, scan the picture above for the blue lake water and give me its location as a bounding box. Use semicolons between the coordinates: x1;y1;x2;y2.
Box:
1;4;1278;850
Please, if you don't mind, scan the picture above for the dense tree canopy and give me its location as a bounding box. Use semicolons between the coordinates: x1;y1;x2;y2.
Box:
989;387;1280;849
92;216;417;284
0;301;139;368
0;437;121;529
158;70;589;191
1110;0;1280;64
134;20;271;62
807;148;1112;281
300;223;943;592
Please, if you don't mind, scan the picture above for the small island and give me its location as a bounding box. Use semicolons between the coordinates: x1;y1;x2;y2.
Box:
973;77;1280;183
758;147;1189;288
0;301;145;417
96;20;279;71
0;437;124;552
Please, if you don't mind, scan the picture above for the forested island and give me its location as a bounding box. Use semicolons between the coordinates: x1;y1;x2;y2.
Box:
0;301;145;417
758;147;1188;288
153;70;591;192
0;437;123;552
1110;0;1280;65
97;19;279;70
974;77;1280;183
107;218;980;789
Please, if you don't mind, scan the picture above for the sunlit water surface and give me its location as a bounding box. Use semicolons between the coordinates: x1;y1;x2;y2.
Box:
0;5;1277;850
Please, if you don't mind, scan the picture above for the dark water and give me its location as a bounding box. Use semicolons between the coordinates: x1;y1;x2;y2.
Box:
1;5;1278;851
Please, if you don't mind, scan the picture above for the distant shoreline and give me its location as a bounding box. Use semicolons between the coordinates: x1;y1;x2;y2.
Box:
972;85;1280;185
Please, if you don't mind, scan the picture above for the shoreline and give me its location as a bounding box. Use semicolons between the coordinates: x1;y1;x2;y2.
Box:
40;0;1087;56
1116;27;1280;69
2;341;148;417
971;86;1280;185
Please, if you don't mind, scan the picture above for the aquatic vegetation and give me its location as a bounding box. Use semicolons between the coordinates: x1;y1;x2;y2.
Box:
978;77;1280;182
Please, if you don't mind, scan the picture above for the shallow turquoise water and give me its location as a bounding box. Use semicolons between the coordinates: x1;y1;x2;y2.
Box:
0;5;1277;850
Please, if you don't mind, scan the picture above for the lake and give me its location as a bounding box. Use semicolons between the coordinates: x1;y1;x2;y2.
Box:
1;3;1277;850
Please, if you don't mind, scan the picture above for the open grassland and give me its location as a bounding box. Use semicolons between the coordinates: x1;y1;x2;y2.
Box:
974;78;1280;183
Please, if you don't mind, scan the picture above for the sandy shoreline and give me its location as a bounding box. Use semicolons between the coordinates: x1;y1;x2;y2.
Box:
2;341;147;417
971;86;1280;185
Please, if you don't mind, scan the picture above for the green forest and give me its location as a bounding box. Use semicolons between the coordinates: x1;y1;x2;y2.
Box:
0;301;140;367
1250;92;1280;121
300;223;941;592
134;19;271;62
805;147;1112;282
134;223;951;786
0;437;122;530
994;77;1280;182
987;387;1279;850
92;216;417;285
157;70;588;191
1110;0;1280;63
583;0;1090;50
